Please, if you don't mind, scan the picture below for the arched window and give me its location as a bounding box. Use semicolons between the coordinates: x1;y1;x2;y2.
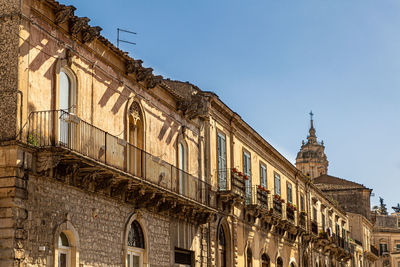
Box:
127;220;145;267
178;140;188;195
261;254;270;267
246;247;252;267
128;102;144;176
276;257;283;267
218;226;226;267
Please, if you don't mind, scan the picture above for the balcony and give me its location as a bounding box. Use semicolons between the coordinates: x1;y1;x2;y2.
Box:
20;110;216;221
311;221;318;235
272;197;283;217
286;205;295;222
370;245;379;257
299;212;307;230
217;168;246;204
245;185;269;209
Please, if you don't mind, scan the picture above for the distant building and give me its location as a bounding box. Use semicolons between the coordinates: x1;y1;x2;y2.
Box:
296;115;379;267
373;213;400;267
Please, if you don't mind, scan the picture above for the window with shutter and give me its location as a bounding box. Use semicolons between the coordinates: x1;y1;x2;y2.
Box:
217;133;227;190
260;164;267;188
274;173;281;196
243;151;251;203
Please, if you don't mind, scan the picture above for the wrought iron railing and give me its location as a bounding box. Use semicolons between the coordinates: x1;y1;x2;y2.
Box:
370;245;379;257
273;198;283;215
217;169;245;198
245;185;269;210
22;110;214;208
286;206;295;222
311;221;318;235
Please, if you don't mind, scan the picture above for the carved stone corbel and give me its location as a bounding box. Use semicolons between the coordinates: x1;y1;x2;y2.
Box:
55;5;76;25
36;153;61;173
82;26;102;43
70;16;90;35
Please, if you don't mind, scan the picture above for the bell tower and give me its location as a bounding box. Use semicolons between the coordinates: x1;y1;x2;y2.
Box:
296;111;328;179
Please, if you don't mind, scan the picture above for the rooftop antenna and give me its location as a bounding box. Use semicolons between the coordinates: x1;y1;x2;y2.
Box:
117;28;137;49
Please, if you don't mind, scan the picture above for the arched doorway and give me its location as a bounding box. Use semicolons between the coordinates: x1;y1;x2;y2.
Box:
261;253;270;267
218;226;227;267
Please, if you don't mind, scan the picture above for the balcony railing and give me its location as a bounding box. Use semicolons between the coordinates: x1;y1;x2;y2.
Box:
22;110;214;208
286;206;295;222
370;245;379;257
245;185;269;210
311;221;318;235
299;212;307;229
272;198;282;215
218;169;245;198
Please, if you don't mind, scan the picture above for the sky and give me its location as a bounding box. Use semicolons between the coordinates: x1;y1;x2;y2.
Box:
66;0;400;210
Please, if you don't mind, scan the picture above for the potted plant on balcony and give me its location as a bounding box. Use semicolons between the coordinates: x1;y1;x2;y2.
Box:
258;185;263;190
243;175;249;180
232;167;238;173
238;172;243;177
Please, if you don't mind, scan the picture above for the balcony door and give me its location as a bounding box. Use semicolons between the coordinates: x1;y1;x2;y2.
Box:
243;151;251;204
58;69;76;147
217;132;227;190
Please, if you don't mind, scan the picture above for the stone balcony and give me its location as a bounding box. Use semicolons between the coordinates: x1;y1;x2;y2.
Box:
20;110;216;223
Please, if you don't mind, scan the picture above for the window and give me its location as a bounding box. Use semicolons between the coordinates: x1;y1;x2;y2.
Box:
127;220;145;267
287;183;293;203
175;248;193;266
336;224;340;236
260;163;267;188
58;232;71;267
300;194;305;211
274;173;281;196
218;226;227;267
246;247;252;267
322;213;326;231
379;243;388;255
261;254;270;267
217;132;227;190
313;208;318;222
397;244;400;251
243;151;251;203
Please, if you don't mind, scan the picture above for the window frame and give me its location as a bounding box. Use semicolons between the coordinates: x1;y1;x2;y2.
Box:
287;182;293;203
274;172;281;196
260;163;267;188
217;131;227;190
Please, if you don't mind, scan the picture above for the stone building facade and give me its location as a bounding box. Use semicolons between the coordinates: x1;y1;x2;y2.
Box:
0;1;356;267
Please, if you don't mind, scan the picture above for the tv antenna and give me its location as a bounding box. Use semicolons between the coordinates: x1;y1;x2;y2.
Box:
117;28;137;48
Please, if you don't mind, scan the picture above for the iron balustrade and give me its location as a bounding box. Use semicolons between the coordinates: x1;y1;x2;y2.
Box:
286;206;295;222
217;169;245;198
22;110;214;207
272;198;283;215
245;186;269;210
311;221;318;235
370;245;379;257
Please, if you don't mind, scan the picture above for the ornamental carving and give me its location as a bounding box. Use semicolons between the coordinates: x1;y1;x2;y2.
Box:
82;26;102;43
55;5;76;25
70;17;90;35
129;102;142;125
177;92;209;119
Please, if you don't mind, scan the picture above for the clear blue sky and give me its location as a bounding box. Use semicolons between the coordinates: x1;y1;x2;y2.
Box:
66;0;400;210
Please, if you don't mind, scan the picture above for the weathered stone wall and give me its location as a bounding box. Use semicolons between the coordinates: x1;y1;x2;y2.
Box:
0;0;20;141
23;173;174;267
